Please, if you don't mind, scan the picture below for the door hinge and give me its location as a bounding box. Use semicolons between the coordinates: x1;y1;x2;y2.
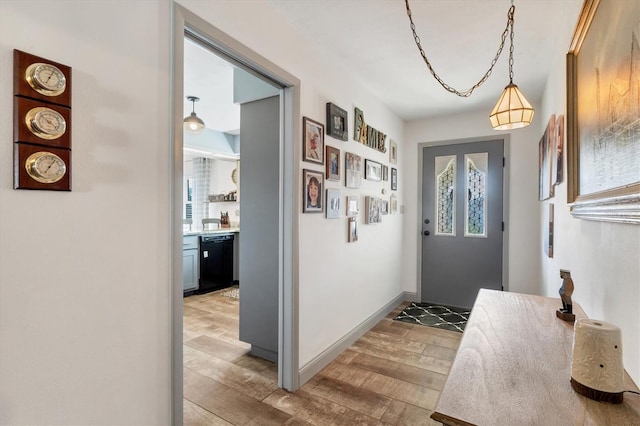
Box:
502;221;504;231
503;157;505;167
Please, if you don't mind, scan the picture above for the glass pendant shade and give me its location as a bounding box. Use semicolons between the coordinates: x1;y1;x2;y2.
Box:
489;83;534;130
184;96;205;133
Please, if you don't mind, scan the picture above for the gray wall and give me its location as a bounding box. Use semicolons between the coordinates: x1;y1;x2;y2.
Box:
238;95;280;360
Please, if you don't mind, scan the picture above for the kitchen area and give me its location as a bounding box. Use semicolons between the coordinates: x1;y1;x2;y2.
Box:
182;34;283;364
181;36;242;296
182;155;240;295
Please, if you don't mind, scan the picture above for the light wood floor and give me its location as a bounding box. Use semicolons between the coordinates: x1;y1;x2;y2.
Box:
183;289;461;425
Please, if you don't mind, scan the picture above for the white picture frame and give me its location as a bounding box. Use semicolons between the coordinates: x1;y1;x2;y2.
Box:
347;195;359;217
326;189;342;219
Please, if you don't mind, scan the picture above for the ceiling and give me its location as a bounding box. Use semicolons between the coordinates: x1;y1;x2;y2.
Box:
184;0;583;133
184;39;240;134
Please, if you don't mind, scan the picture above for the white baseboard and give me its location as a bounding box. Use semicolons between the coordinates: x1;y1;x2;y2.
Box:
298;292;410;386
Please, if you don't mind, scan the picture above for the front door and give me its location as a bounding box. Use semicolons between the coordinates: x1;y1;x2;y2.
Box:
421;139;504;309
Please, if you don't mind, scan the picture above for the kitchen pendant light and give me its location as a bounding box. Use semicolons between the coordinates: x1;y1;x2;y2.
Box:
404;0;534;130
184;96;205;133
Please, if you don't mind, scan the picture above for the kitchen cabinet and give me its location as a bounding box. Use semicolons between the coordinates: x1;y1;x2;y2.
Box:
183;235;199;293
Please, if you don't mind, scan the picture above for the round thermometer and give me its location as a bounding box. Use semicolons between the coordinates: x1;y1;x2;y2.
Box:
25;107;66;140
25;151;67;184
25;62;67;96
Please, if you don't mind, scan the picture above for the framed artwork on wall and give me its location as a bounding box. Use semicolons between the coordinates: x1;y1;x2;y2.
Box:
303;169;323;213
391;168;397;191
326;102;348;141
389;139;397;164
365;196;382;224
346;195;359;217
566;0;640;223
545;203;554;258
303;117;324;164
364;159;382;181
345;152;362;188
326;188;342;219
325;146;340;181
348;217;358;242
552;115;564;186
539;115;555;201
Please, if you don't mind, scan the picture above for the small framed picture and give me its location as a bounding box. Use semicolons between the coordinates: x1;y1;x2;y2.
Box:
390;194;397;214
391;167;397;191
389;139;397;164
365;196;382;224
326;102;348;141
365;159;382;182
382;165;389;181
326;189;342;219
346;195;359;217
348;217;358;242
345;152;362;188
303;169;324;213
303;117;324;164
325;146;340;181
381;200;389;215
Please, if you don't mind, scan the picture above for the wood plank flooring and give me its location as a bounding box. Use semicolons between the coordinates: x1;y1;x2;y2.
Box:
183;289;461;425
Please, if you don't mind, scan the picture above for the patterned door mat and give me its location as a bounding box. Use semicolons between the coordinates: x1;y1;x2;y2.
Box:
221;287;239;299
394;303;471;332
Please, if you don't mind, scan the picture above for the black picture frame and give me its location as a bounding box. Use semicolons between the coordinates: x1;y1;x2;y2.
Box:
391;168;397;191
326;102;348;141
364;159;382;182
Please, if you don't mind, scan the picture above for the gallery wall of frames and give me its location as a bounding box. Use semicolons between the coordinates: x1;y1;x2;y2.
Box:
302;102;399;242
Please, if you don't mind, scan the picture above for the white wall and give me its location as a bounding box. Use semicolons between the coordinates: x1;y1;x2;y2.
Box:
537;5;640;384
0;1;172;424
176;0;406;368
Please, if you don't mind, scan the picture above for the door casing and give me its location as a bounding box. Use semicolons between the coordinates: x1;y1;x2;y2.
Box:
171;5;301;425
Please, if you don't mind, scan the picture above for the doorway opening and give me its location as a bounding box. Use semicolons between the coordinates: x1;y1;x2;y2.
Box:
172;5;300;424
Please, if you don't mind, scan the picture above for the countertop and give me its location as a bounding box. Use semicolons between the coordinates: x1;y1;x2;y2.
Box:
183;228;240;237
431;289;640;425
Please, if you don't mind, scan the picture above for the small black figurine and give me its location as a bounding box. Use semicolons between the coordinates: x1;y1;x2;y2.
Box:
556;269;576;322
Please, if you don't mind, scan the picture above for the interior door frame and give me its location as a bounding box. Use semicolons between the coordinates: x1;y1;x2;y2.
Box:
171;5;300;424
416;135;511;303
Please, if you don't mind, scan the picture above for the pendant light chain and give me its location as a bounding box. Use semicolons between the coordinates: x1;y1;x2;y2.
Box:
508;5;515;83
404;0;516;98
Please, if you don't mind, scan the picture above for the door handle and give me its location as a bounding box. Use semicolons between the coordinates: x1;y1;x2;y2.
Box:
423;230;430;236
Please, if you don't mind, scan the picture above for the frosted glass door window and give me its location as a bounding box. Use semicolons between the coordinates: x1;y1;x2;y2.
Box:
435;155;456;236
465;153;488;237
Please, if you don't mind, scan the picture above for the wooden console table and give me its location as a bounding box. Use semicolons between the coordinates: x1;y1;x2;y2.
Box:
431;289;640;425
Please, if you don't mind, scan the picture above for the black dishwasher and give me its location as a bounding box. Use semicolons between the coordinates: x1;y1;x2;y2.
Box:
199;234;234;293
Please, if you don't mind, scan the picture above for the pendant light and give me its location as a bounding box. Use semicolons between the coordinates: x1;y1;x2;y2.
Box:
404;0;534;130
184;96;205;133
489;4;534;130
